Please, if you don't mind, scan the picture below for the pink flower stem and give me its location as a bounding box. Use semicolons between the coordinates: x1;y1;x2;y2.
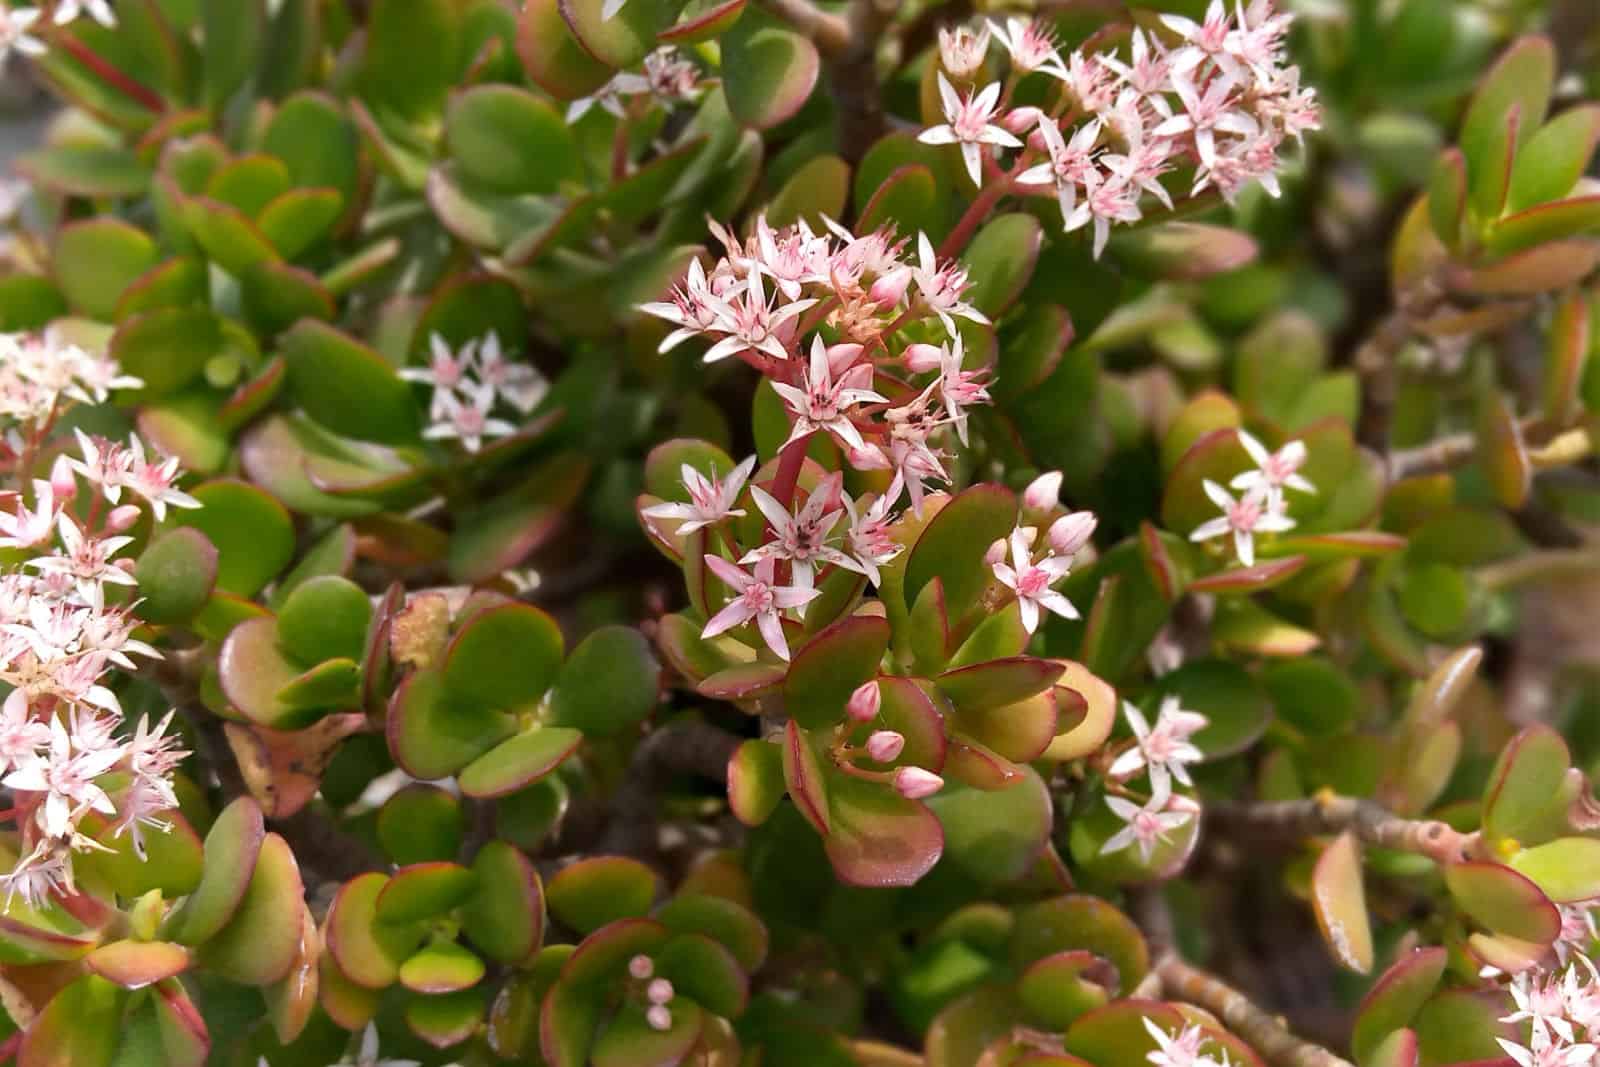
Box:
770;430;815;511
51;32;166;114
937;154;1031;260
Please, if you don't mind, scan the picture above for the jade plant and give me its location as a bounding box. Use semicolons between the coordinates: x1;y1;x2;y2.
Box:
0;0;1598;1066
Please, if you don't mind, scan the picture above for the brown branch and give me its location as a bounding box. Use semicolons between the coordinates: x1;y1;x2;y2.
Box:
1352;271;1447;450
1385;419;1591;481
1156;956;1357;1067
757;0;889;162
1208;794;1473;866
756;0;850;54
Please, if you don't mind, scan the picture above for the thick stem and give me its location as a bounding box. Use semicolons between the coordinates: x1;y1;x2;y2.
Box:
756;0;850;53
1209;793;1473;865
1478;547;1600;592
594;719;743;858
937;157;1029;260
770;431;815;510
1352;270;1447;450
827;0;893;162
1156;956;1357;1067
1386;418;1589;481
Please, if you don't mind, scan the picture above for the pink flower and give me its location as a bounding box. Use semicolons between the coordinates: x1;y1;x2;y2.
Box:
640;258;725;353
701;556;820;661
937;24;992;78
911;233;989;337
771;337;887;453
988;17;1066;78
422;384;516;453
1103;792;1193;863
641;456;755;534
990;526;1077;634
1163;0;1241;81
866;731;905;763
742;474;852;591
401;333;473;408
918;73;1023;187
931;335;991;445
1231;431;1314;506
1098;29;1174;101
1143;1019;1218;1067
1188;480;1294;567
123;436;200;522
1065;171;1143;259
29;515;137;602
1107;696;1208;800
753;215;829;301
839;475;905;586
0;480;55;549
474;333;547;415
1023;471;1063;513
0;689;48;776
1018;117;1103;227
1153;71;1259;168
703;267;816;365
847;680;881;722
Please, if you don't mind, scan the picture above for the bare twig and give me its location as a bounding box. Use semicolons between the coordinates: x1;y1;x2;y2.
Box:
1385;419;1590;482
1208;794;1473;866
1352;271;1447;450
1156;955;1357;1067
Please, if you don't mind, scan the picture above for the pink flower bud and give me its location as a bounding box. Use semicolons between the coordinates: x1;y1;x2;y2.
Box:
49;455;76;501
1048;510;1098;556
106;505;142;533
1002;105;1044;135
646;1004;673;1032
869;267;912;309
647;978;675;1005
846;680;881;722
894;767;944;800
1023;470;1063;513
866;730;905;763
628;954;654;980
903;343;944;374
985;538;1007;566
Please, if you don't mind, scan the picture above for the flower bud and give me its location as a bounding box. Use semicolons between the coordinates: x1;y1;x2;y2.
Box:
647;978;675;1005
847;680;881;723
985;538;1007;565
646;1004;673;1032
106;505;142;533
49;455;76;502
894;767;944;800
903;342;944;374
1023;470;1063;513
866;730;905;763
938;24;990;78
1048;510;1098;556
1001;105;1044;135
628;954;654;980
868;267;911;309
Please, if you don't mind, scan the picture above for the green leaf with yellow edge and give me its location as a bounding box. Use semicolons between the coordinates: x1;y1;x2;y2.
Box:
399;939;486;994
164;796;263;946
961;214;1042;319
378;785;464;865
926;766;1052;885
442;600;564;709
256;188;343;260
1460;35;1553;216
1310;831;1373;974
326;872;429;989
76;807;203;899
547;857;661;936
781;719;831;835
658;931;748;1017
729;739;785;827
1016;952;1110;1031
767;154;849;231
1413;989;1516;1064
1509;837;1600;903
377;862;479;925
407;986;488;1049
86;940;191;989
823;773;944;889
195;832;304;986
447;84;581;195
151;980;209;1067
276;575;371;666
1507;104;1600;213
459;726;583;798
1444;861;1561;943
1351;947;1447;1063
1427;149;1467;250
784;615;889;730
216;616;324;730
110;305;222;398
656;894;767;973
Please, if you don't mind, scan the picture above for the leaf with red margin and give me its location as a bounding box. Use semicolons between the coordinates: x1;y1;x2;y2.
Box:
1311;831;1373;973
781;720;831;835
1445;861;1561;944
823;774;943;888
784;614;890;729
729;739;785;827
1352;948;1447;1061
1189;555;1306;594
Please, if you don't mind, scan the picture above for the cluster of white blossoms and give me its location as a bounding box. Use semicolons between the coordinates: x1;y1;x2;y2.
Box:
1101;695;1209;862
1144;1019;1236;1067
566;45;703;124
1491;926;1600;1067
0;0;114;66
925;0;1320;256
0;331;200;905
401;332;549;454
1190;430;1312;567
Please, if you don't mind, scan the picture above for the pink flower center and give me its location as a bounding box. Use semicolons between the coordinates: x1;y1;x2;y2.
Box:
741;582;775;615
1229;496;1264;531
1017;567;1051;599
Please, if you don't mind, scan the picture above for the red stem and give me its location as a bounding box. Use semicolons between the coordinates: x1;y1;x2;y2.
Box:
52;33;165;114
937;155;1031;260
770;431;815;511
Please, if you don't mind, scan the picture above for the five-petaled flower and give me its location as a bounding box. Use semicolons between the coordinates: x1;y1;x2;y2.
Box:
1107;696;1209;801
701;555;821;661
919;73;1023;187
771;337;887;452
640;456;756;534
1102;791;1194;864
1231;430;1315;508
1189;479;1294;567
990;526;1078;634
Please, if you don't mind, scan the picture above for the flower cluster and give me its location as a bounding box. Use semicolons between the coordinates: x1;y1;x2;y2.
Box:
0;429;198;905
1145;1019;1236;1067
1101;696;1208;862
0;328;142;447
1494;951;1600;1067
0;0;115;67
402;332;548;454
566;45;704;124
1190;431;1312;566
924;0;1320;256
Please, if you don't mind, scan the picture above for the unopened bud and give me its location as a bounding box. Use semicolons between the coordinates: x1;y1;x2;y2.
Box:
49;456;76;501
647;978;675;1005
1023;470;1063;513
903;343;944;374
1001;105;1044;135
869;267;911;309
105;505;142;533
846;680;881;722
894;767;944;800
985;538;1007;565
866;731;905;763
628;954;654;980
938;25;990;78
646;1004;673;1032
1048;510;1098;557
